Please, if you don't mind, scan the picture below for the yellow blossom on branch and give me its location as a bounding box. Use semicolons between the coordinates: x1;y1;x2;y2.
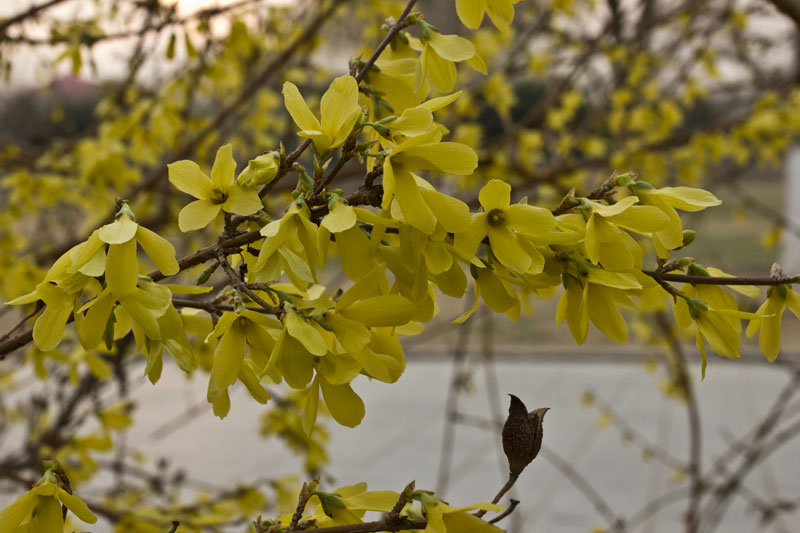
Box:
168;144;263;232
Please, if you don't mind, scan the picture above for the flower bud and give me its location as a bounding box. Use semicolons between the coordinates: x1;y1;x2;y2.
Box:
237;152;280;187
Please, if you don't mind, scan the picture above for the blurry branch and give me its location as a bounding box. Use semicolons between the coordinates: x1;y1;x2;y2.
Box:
654;310;703;533
1;0;265;45
37;0;348;264
0;0;69;35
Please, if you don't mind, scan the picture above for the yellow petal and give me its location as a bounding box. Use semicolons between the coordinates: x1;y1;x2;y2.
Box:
455;0;486;28
420;189;470;233
591;196;638;217
505;203;556;235
278;332;314;389
339;295;416;327
207;321;246;401
302;376;320;434
212;388;231;418
168;160;212;199
320;75;360;146
77;289;114;349
607;205;670;233
106;240;138;299
178;199;220;232
400;141;478;175
656;186;722;211
420;90;462;112
427;32;475;62
286;310;327;355
394;168;437;234
210;144;236;190
587;284;628;343
489;226;531;273
321;201;357;233
283;81;321;132
222;185;263;215
0;490;38;531
479;179;511;211
454;213;488;258
136;226;179;275
57;487;98;524
422;45;457;92
33;304;72;350
391;106;434;137
99;215;139;244
320;378;365;427
485;0;515;32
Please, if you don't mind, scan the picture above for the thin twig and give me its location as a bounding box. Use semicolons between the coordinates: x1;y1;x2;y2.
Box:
355;0;419;83
489;499;520;525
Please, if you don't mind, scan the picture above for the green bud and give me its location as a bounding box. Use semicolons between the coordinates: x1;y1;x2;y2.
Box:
680;230;696;248
237;152;280;188
678;257;694;268
628;181;654;190
687;263;710;277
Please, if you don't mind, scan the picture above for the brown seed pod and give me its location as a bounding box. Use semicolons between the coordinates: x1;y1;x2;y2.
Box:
502;394;549;477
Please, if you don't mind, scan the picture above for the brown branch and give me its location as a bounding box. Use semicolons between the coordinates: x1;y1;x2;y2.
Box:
654;310;702;533
643;272;799;286
488;498;519;525
216;251;280;315
0;0;69;34
287;518;427;533
355;0;419;83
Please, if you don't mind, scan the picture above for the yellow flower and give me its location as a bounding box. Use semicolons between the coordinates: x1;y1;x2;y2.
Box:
283;75;362;155
635;185;721;257
747;285;800;362
555;267;640;344
205;310;279;416
168;144;263;232
454;179;555;273
455;0;519;32
382;129;477;234
407;30;485;92
583;196;669;270
422;496;504;533
0;482;97;532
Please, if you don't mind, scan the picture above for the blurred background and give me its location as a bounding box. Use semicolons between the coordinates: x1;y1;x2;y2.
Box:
2;0;800;531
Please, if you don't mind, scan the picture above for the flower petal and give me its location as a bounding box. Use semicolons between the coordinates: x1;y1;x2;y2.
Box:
455;0;486;28
489;226;531;273
99;215;138;244
320;378;365;428
222;185;263;216
320;75;360;144
210;144;236;190
57;487;98;524
283;81;322;132
505;203;556;235
136;226;179;275
168;160;213;199
427;32;475;62
479;179;511;211
106;240;138;299
178;199;220;232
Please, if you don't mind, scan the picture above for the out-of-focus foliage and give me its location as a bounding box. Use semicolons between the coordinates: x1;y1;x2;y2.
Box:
2;0;800;530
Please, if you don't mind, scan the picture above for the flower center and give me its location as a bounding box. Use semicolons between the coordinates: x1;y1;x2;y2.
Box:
210;188;228;205
487;208;505;227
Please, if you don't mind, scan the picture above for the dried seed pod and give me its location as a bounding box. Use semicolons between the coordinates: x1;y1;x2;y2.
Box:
502;394;549;477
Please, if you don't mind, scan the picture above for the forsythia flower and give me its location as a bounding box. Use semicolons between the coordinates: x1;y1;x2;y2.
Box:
747;284;800;361
168;144;263;232
283;75;362;155
454;179;555;273
382;129;477;234
408;30;485;92
0;462;97;532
